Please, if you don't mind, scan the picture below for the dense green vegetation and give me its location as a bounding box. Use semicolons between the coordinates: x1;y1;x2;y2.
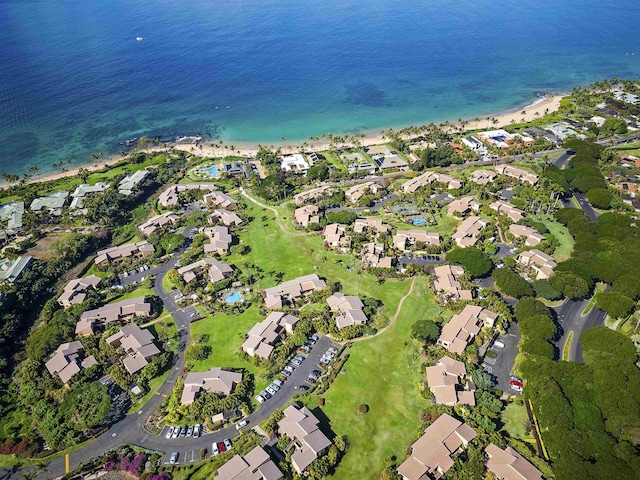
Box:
445;247;493;277
521;328;640;479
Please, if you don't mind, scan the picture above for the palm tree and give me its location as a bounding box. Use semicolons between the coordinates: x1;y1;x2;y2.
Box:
35;460;50;480
20;471;36;480
28;166;40;177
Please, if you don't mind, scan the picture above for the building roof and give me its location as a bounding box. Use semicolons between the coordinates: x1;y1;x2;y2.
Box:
494;165;538;185
217;446;284;480
293;185;334;205
181;367;243;405
95;241;155;265
278;405;332;474
242;312;300;360
426;356;474;406
203;225;233;254
158;184;218;207
432;265;473;301
211;209;243;226
327;292;368;330
263;274;326;308
76;297;151;335
0;201;24;233
438;305;497;354
177;257;233;284
203;190;238;209
447;196;481;215
59;274;102;307
0;256;32;283
139;212;180;236
508;224;545;246
106;323;161;374
45;341;97;385
452;215;488;248
490;200;525;222
469;169;498;185
118;170;148;195
398;414;477;480
485;444;543;480
30;191;69;215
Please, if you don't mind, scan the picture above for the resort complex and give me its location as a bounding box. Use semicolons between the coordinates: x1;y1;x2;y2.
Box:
2;78;640;480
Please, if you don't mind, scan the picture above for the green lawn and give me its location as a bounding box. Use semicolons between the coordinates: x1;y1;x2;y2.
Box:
612;140;640;157
228;202;411;314
321;150;347;171
112;286;155;302
541;218;573;262
319;277;434;480
501;401;533;441
189;306;262;373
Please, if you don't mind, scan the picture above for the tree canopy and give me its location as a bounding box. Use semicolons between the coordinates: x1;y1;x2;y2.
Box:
445;247;493;277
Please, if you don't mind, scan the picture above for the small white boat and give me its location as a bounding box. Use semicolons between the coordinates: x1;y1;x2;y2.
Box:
136;37;144;41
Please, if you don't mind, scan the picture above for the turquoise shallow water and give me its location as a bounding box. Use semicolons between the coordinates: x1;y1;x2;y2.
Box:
1;0;640;175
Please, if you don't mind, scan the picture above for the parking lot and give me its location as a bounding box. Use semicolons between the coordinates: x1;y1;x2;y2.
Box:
482;322;521;395
254;335;339;406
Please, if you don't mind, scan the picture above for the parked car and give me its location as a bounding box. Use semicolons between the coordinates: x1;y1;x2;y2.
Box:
171;427;179;439
236;419;249;429
269;382;280;392
306;376;317;384
327;347;337;354
260;390;271;400
165;426;174;439
212;443;219;456
255;394;265;404
169;452;179;464
179;426;187;437
281;369;291;377
299;345;311;354
272;379;283;388
186;426;194;436
494;340;505;348
218;441;227;453
224;438;232;450
193;424;201;437
266;386;276;395
298;385;309;391
319;357;331;365
509;376;524;392
284;365;295;373
291;358;302;366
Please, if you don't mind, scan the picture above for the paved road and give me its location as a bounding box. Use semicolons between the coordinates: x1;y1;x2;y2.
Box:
552;298;606;363
573;192;600;222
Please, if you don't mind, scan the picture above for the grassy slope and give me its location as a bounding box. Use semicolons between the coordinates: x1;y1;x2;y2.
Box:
541;219;573;262
320;277;434;480
501;401;533;441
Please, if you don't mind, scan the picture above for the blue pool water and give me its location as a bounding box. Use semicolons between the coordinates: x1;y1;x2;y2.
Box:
491;136;508;142
203;165;219;177
1;0;640;175
411;218;426;225
224;291;243;303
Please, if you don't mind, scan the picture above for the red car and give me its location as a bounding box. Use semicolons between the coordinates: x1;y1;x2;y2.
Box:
217;441;227;453
509;376;523;391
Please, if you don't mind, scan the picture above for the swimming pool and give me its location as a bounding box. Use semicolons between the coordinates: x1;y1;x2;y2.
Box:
224;291;243;303
491;135;508;142
203;165;219;177
411;218;426;225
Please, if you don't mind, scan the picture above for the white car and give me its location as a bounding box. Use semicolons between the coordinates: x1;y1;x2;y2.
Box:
269;382;280;392
266;386;276;395
255;394;265;404
165;426;174;439
212;443;219;456
236;419;249;429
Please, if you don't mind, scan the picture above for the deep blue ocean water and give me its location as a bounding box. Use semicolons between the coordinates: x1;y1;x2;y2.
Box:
1;0;640;175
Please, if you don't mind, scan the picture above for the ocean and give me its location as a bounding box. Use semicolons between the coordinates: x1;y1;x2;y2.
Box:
1;0;639;175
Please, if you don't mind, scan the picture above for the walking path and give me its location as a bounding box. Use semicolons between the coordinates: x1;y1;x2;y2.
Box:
239;187;315;237
349;277;417;344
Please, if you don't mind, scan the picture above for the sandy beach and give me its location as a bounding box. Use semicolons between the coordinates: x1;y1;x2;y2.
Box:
171;94;564;157
5;94;564;188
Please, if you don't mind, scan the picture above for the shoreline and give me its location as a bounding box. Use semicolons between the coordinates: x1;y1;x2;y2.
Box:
3;93;565;188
